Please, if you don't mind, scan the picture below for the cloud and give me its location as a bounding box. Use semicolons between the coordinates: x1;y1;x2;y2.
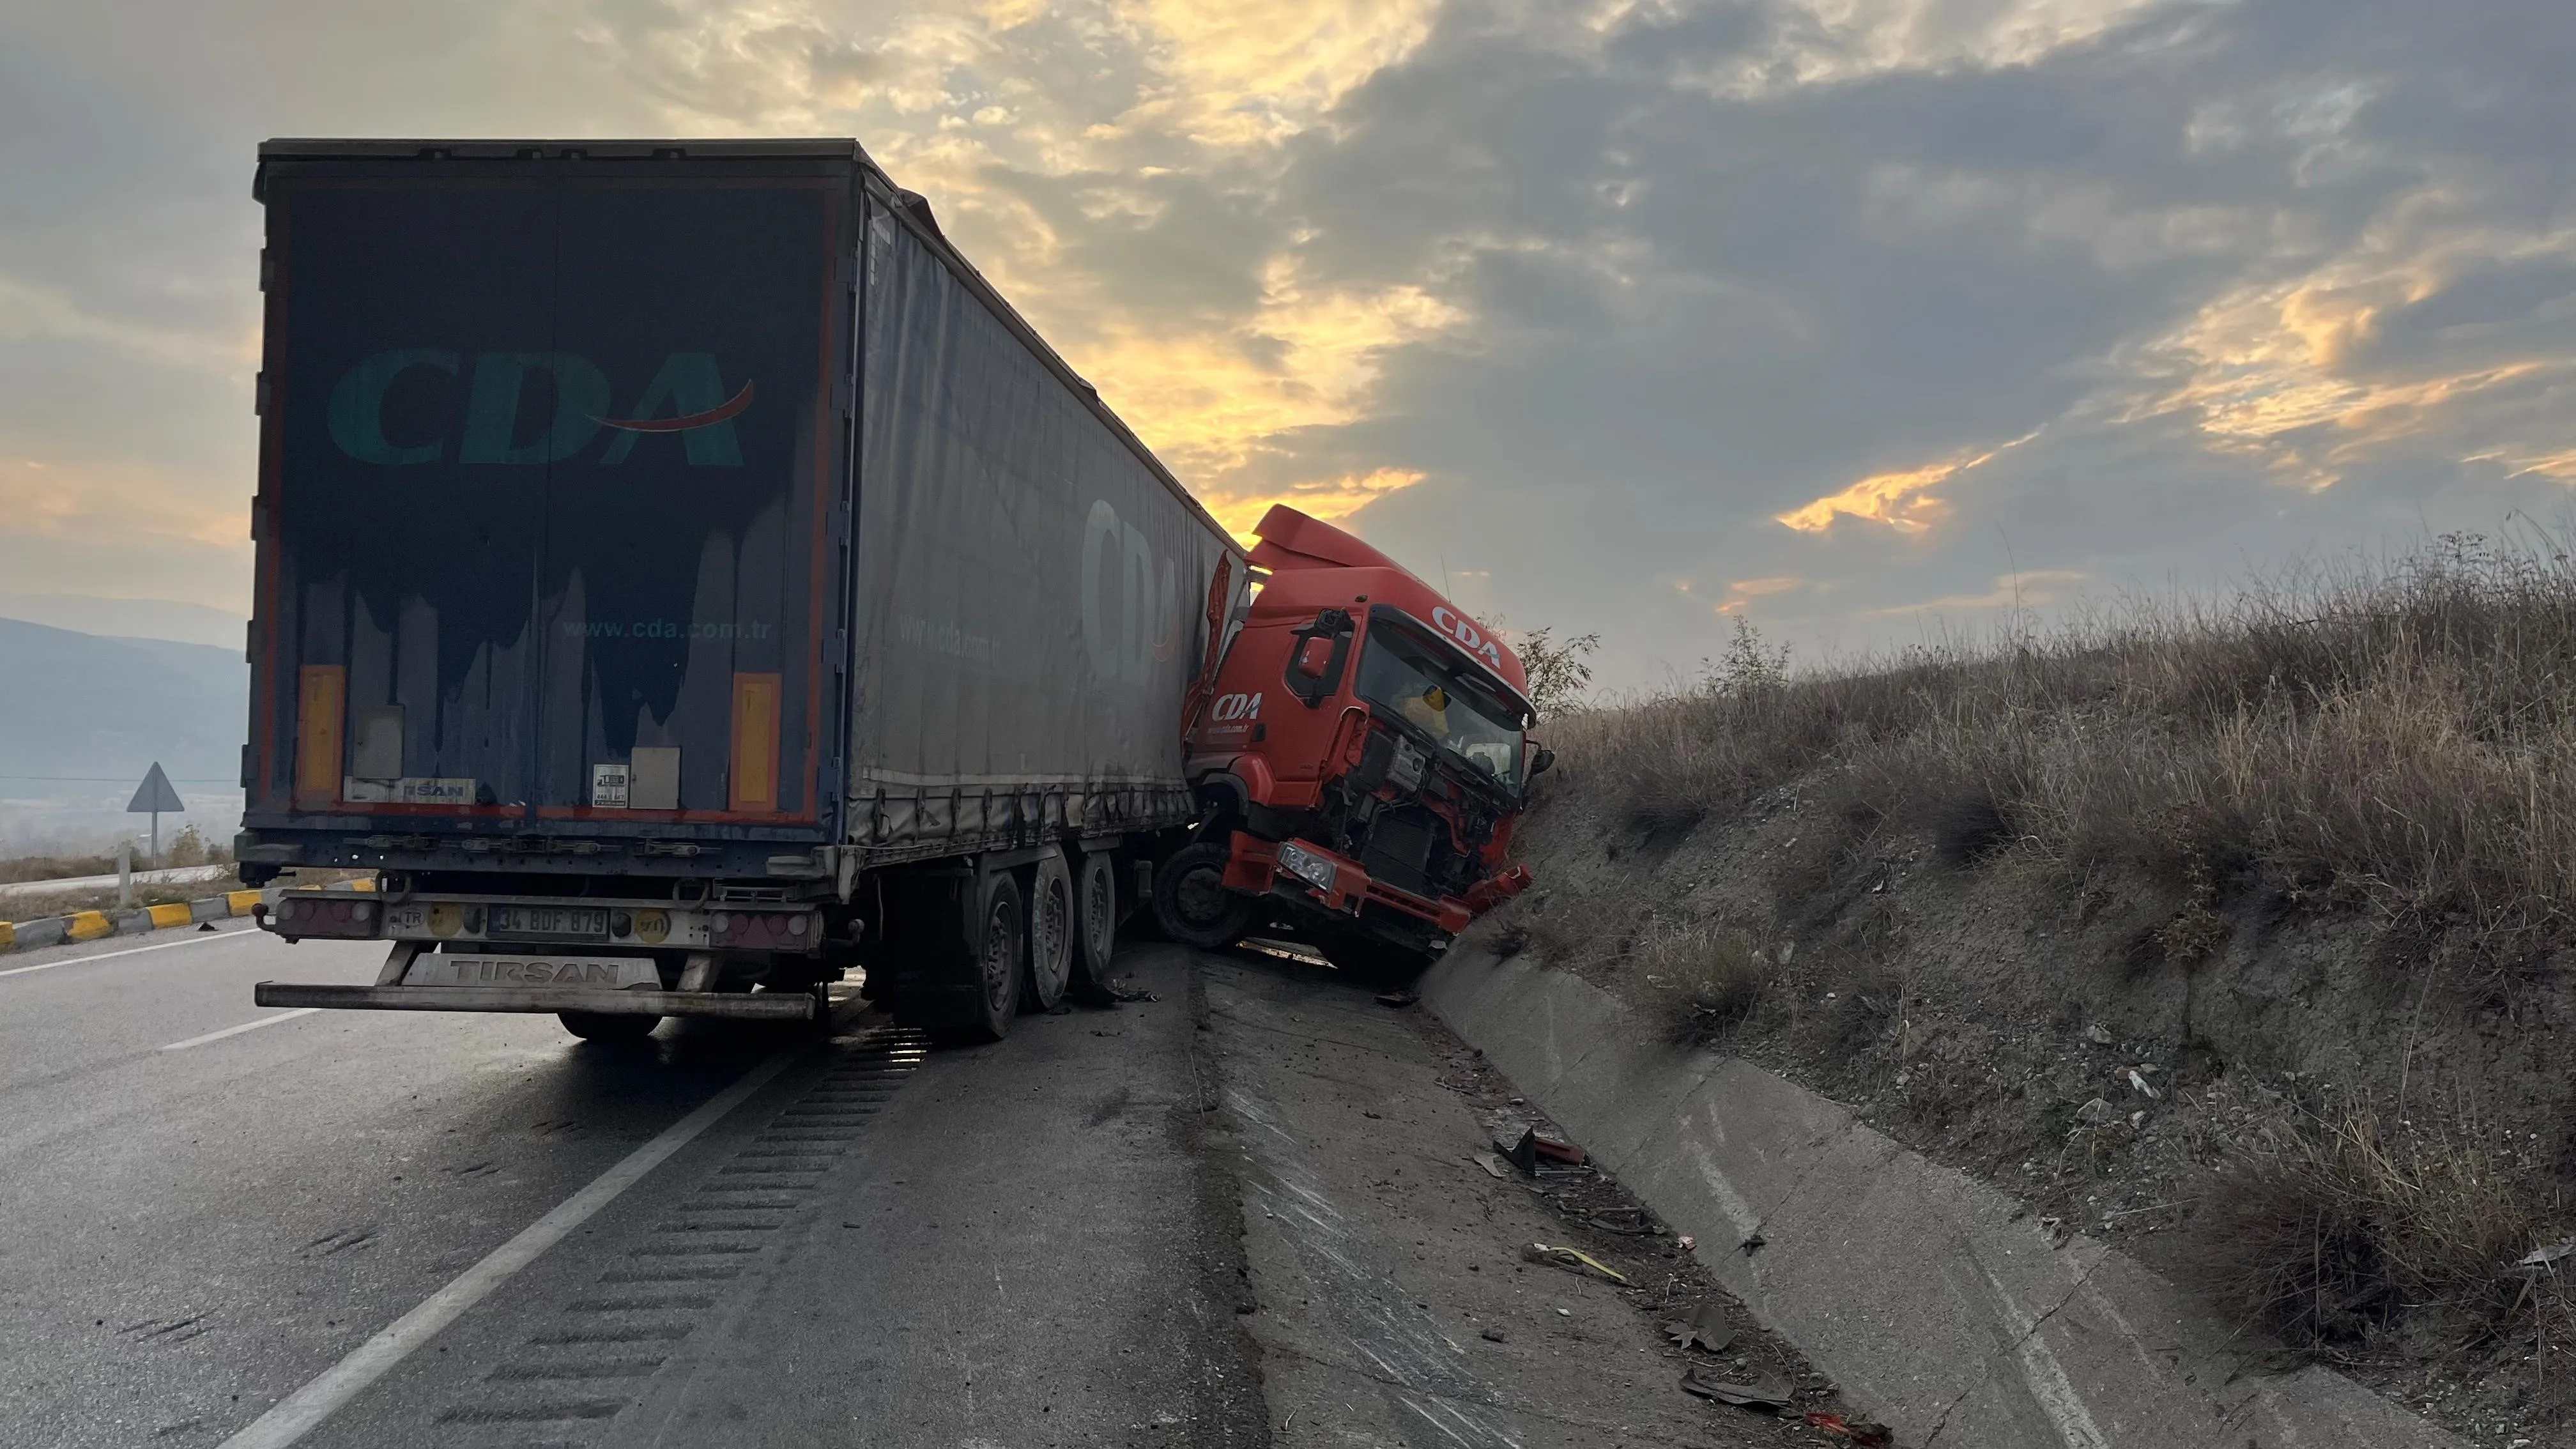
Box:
0;273;253;380
1777;431;2039;534
1866;568;2088;617
4;0;2576;689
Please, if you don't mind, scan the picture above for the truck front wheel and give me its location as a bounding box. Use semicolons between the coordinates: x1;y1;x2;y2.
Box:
1153;842;1253;950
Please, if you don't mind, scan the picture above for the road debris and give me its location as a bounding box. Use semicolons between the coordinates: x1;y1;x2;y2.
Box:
1802;1411;1894;1445
1582;1206;1659;1236
2517;1239;2576;1269
1521;1241;1630;1284
1490;1123;1591;1176
1660;1300;1735;1354
1374;990;1418;1007
1480;1326;1506;1342
2124;1068;2159;1100
1471;1152;1512;1179
1680;1364;1793;1409
2083;1023;2116;1045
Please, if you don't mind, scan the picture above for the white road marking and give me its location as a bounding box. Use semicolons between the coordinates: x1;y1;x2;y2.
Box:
0;927;241;979
216;1044;807;1449
162;1009;321;1052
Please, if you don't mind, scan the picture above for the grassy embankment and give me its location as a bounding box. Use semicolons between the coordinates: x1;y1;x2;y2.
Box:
1498;535;2576;1383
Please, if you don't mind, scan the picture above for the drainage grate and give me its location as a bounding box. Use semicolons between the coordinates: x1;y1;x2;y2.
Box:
429;1025;927;1442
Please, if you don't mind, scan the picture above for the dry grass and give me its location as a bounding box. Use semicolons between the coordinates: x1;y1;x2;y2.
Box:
0;825;232;884
1546;533;2576;962
1631;921;1770;1045
2191;1106;2567;1353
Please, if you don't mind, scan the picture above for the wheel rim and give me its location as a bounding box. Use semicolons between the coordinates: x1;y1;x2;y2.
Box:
1174;864;1232;926
983;898;1018;1017
1083;863;1114;960
1036;877;1070;996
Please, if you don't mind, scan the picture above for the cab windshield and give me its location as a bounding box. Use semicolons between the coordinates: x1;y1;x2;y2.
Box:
1354;622;1526;788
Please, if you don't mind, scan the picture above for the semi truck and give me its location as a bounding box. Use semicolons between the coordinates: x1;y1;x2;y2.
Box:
1154;505;1543;980
240;138;1538;1041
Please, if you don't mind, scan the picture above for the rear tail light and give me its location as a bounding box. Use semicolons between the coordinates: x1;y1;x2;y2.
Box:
272;894;374;937
709;910;819;948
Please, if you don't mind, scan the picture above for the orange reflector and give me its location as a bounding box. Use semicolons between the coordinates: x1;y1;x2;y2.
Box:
296;665;347;804
728;671;782;813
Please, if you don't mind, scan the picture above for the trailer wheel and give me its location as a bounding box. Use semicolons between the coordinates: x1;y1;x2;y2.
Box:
961;870;1024;1042
1024;855;1073;1012
558;1011;659;1042
1153;842;1253;950
1071;851;1119;995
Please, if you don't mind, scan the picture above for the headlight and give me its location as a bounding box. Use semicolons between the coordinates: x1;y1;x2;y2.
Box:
1277;842;1337;893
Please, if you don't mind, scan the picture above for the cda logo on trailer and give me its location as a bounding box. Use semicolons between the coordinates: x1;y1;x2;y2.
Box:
325;349;754;466
1082;499;1182;689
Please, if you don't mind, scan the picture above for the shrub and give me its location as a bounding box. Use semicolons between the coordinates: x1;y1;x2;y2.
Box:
2190;1107;2564;1351
1632;921;1770;1045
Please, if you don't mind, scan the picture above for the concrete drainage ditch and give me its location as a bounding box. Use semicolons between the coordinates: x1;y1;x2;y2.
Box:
1418;946;2468;1449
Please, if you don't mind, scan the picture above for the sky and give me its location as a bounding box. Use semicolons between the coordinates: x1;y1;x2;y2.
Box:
3;0;2572;689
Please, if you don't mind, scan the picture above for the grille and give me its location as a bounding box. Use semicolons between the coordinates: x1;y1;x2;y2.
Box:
1360;806;1443;899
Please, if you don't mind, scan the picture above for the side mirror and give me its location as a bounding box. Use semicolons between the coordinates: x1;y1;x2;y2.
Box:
1528;746;1556;779
1292;636;1333;680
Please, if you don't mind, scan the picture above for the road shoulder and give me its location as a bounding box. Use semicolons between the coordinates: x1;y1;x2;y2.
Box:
1204;949;1821;1448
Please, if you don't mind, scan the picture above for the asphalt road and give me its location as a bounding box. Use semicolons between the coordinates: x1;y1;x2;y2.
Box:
0;925;1780;1449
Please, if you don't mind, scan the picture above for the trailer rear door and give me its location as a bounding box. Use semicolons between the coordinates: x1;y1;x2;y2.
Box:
250;153;848;838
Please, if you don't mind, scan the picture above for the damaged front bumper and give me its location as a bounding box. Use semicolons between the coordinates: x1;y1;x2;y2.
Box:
1221;832;1479;935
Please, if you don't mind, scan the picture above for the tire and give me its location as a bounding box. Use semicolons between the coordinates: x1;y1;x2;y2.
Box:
558;1010;659;1042
960;869;1024;1042
1153;841;1254;950
1023;854;1073;1012
1071;850;1120;995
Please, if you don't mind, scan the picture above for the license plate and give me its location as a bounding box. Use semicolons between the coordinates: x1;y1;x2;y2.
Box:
487;905;610;940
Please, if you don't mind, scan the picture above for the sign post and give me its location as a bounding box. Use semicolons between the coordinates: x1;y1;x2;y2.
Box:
126;762;186;870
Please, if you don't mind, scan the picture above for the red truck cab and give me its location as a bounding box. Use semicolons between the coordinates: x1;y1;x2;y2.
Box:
1156;505;1545;979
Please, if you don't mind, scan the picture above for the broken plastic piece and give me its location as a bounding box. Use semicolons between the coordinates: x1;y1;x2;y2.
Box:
1802;1411;1894;1445
1471;1153;1511;1179
1660;1300;1735;1354
1680;1365;1793;1409
1495;1126;1540;1176
1521;1242;1629;1284
1532;1135;1586;1166
1374;990;1418;1007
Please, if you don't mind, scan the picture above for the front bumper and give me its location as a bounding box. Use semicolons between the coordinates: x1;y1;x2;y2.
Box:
1222;833;1475;935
